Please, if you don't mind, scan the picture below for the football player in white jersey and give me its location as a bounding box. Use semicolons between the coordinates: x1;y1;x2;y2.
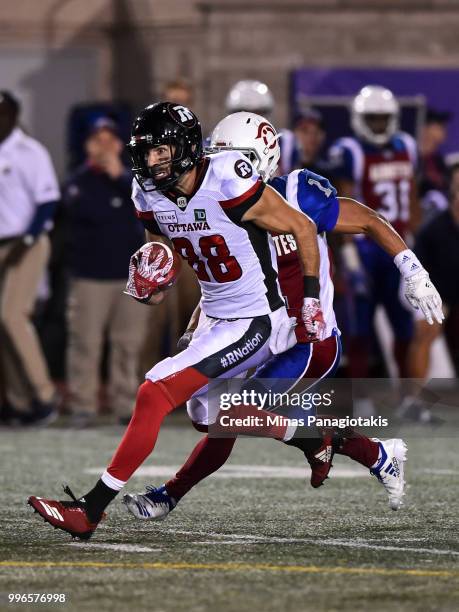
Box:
28;102;329;540
123;111;444;521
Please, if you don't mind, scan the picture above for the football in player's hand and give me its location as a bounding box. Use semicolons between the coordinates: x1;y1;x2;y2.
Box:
125;242;181;303
142;241;181;290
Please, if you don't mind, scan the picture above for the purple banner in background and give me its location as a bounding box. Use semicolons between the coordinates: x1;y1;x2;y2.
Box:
291;68;459;154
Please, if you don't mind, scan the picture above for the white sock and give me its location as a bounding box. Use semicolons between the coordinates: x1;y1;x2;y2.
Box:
101;470;126;491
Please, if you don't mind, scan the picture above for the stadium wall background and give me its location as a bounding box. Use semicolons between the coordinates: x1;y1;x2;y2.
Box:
0;0;458;177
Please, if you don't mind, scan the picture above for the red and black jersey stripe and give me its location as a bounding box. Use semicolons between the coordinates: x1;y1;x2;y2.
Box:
219;179;265;222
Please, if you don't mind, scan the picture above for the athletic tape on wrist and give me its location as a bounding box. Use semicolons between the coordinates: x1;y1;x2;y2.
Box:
393;249;424;278
303;276;320;299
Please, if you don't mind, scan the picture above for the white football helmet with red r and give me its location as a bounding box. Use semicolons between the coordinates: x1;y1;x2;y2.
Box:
207;112;281;182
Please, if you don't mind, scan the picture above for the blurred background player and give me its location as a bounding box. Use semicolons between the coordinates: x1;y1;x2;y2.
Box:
225;79;300;175
400;163;459;421
0;91;60;425
330;85;419;413
162;78;194;108
64;117;148;426
293;108;330;177
418;108;451;222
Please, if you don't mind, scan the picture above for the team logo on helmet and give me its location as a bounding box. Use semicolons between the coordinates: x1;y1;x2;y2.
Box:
255;122;277;149
168;104;196;127
234;159;253;178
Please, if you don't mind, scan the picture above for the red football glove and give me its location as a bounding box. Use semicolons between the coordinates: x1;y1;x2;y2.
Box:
124;243;174;305
301;297;325;342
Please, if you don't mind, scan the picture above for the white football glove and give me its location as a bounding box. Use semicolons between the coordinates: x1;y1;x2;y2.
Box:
268;308;297;355
394;249;444;326
302;298;325;342
403;270;444;325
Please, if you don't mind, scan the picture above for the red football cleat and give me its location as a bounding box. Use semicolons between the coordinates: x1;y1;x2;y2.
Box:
305;435;334;488
28;485;104;540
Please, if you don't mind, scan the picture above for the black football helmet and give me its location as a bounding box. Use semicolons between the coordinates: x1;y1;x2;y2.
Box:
127;101;203;192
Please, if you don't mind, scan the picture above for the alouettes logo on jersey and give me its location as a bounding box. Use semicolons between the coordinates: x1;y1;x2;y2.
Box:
256;121;277;150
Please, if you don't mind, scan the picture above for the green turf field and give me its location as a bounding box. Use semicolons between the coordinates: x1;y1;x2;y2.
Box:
1;421;458;612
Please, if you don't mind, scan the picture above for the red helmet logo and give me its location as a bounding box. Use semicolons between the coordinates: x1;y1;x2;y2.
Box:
255;122;277;149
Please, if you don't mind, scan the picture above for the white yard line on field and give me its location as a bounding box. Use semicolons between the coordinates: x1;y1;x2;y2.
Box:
420;469;458;475
65;543;160;553
85;464;368;479
163;529;459;557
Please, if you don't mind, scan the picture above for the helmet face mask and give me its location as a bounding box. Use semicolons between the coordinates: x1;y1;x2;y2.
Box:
207;111;281;182
351;85;399;146
143;143;176;183
128;102;203;192
206;145;259;166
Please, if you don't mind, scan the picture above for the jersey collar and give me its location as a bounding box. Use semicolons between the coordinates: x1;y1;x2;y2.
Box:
163;157;210;208
0;127;24;153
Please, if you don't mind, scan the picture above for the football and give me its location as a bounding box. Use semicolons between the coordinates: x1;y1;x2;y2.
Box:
129;241;182;301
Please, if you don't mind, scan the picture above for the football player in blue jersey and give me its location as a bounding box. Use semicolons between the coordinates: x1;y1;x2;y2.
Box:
122;111;443;522
329;86;421;411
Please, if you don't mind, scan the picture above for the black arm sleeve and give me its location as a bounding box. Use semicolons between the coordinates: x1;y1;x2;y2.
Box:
140;218;163;236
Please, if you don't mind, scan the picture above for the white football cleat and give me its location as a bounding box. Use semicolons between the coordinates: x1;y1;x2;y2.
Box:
370;438;407;510
123;484;176;521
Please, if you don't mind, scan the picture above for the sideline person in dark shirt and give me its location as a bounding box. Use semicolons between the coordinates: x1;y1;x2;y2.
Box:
418;108;451;222
64;118;148;426
415;206;459;306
